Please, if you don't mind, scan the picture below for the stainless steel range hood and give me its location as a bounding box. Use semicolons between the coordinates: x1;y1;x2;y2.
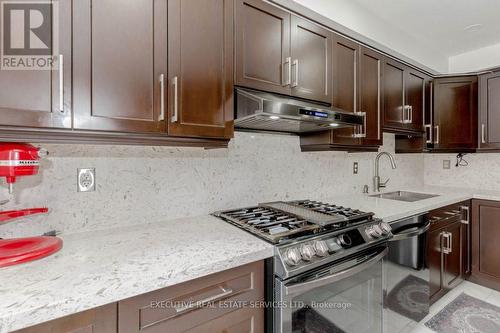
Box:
235;88;363;134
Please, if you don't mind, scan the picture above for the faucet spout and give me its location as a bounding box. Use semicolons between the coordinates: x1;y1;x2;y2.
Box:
374;152;397;192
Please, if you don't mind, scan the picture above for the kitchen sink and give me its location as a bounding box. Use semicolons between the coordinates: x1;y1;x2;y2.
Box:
370;191;439;202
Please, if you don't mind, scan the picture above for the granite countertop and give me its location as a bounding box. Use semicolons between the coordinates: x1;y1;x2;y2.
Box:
323;185;500;223
0;216;274;333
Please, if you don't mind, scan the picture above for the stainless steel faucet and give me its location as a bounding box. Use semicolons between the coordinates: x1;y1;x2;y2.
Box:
373;152;397;192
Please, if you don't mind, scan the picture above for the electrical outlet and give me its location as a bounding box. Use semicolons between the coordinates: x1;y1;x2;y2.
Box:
353;162;359;174
443;160;451;169
78;168;96;192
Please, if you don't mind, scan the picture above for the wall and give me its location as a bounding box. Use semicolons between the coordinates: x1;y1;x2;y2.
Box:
448;42;500;73
291;0;448;72
424;153;500;190
0;133;423;237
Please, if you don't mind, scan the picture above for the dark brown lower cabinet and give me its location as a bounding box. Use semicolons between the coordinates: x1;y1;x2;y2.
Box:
471;200;500;291
118;261;264;333
13;304;117;333
428;201;470;304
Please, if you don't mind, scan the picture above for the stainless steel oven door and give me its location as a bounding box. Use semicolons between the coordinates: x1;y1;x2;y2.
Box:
275;245;387;333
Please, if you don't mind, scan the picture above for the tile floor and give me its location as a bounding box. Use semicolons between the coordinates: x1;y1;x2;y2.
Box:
404;281;500;333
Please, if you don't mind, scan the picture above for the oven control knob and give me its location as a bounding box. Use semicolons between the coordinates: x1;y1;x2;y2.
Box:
379;222;392;235
284;248;302;266
367;225;383;238
313;241;329;257
337;234;352;247
299;244;316;261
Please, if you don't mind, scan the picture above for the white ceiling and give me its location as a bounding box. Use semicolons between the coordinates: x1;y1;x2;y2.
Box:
352;0;500;56
293;0;500;72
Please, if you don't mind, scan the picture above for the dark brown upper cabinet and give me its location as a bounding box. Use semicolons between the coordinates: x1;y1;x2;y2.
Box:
235;0;291;95
235;0;332;103
167;0;234;139
0;1;71;129
290;16;333;103
73;0;167;133
300;36;382;151
431;76;478;151
383;59;425;134
479;71;500;150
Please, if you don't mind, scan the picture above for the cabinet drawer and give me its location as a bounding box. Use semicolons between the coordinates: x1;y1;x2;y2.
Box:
429;200;470;231
118;261;264;333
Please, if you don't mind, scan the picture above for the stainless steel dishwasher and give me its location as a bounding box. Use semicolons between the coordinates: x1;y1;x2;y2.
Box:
383;213;430;333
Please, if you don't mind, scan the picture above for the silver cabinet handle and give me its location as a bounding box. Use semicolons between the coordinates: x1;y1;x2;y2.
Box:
442;232;451;254
482;124;486;144
434;125;440;144
460;205;470;225
425;124;432;143
59;54;64;113
352;112;367;138
283;57;291;86
291;59;299;88
174;286;233;314
159;74;165;121
171;76;178;123
402;105;411;124
409;105;413;123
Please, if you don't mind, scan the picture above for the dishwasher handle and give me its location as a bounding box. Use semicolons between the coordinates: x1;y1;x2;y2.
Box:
390;221;431;241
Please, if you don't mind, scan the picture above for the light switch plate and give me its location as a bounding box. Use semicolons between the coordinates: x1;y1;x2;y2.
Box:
78;168;96;192
353;162;359;174
443;160;451;169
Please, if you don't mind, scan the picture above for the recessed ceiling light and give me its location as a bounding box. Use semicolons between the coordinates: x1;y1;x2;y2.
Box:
464;24;482;32
269;115;280;120
329;123;339;127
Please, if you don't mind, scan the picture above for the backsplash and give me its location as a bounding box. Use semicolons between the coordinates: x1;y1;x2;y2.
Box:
425;153;500;190
0;132;423;237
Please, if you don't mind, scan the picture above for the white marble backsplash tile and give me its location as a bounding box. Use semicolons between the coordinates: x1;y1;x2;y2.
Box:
424;153;500;190
0;132;423;237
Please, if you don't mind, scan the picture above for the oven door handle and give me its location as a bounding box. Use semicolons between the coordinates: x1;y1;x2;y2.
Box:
390;221;431;242
284;247;388;297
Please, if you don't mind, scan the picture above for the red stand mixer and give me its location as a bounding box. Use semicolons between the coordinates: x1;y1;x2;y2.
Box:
0;143;63;268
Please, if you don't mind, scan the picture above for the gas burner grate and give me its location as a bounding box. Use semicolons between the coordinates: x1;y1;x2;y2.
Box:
214;205;320;244
288;200;374;223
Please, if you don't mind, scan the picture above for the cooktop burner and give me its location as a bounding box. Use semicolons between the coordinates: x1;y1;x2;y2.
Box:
213;200;375;244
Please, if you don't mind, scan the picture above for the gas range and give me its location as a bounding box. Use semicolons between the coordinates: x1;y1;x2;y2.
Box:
213;200;392;279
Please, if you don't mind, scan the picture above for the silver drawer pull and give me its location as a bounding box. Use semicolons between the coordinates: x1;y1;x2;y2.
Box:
59;54;64;113
174;286;233;314
482;124;486;144
172;76;179;123
291;59;299;88
159;74;165;121
283;57;291;86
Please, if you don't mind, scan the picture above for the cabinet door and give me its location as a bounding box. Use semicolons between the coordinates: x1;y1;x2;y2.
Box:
235;0;290;95
479;72;500;149
443;221;464;289
167;0;234;139
359;47;383;146
405;69;425;132
0;0;71;129
13;304;117;333
471;200;500;290
383;59;406;131
290;15;332;103
331;35;359;145
428;227;444;301
73;0;167;133
433;77;478;150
